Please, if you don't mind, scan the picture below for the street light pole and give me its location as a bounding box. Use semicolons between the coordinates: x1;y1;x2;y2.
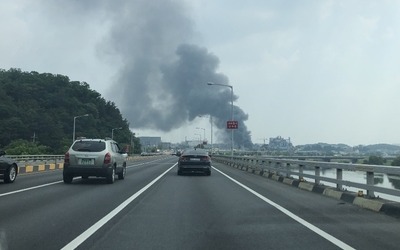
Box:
198;115;213;153
210;116;213;153
130;132;135;155
73;114;89;143
111;127;123;140
194;133;202;142
196;127;206;143
207;82;234;158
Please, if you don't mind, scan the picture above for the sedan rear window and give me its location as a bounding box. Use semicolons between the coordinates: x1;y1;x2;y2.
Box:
72;141;106;152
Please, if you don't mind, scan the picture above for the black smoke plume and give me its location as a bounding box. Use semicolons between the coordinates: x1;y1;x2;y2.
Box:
100;1;253;148
46;0;253;148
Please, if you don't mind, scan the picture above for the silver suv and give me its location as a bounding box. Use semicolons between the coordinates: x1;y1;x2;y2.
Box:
63;138;127;184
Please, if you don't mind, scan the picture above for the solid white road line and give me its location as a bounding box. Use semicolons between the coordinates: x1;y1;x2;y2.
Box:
0;181;63;197
0;158;173;198
213;167;355;250
61;163;177;250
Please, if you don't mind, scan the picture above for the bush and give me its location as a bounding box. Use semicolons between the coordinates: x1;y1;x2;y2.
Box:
365;155;385;165
5;139;49;155
391;156;400;166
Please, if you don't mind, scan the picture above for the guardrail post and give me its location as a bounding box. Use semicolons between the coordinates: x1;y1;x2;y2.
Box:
260;159;265;174
315;166;320;185
245;158;250;170
267;161;272;175
336;168;343;190
255;159;261;173
299;164;304;181
275;161;281;175
366;171;375;198
237;157;242;169
286;163;290;178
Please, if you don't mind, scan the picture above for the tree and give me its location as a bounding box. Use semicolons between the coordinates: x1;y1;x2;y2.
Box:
0;68;132;154
364;155;385;165
5;140;49;155
391;156;400;166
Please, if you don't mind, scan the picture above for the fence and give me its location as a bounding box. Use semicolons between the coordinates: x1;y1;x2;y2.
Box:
213;155;400;198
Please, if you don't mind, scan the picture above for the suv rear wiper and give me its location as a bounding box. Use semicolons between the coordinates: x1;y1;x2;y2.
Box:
76;148;91;152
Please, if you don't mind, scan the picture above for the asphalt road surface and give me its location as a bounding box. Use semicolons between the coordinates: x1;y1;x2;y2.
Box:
1;155;400;250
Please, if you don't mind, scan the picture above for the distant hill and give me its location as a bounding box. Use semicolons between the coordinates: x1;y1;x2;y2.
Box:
355;144;400;155
0;68;138;154
295;142;400;156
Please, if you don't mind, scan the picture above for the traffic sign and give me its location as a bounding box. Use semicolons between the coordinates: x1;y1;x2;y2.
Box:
227;121;238;129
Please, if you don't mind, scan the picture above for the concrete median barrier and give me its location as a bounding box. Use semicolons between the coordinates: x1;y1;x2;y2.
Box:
18;163;64;174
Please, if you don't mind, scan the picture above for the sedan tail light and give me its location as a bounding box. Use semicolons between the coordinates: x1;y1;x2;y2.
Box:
104;152;111;164
179;156;190;162
200;156;210;161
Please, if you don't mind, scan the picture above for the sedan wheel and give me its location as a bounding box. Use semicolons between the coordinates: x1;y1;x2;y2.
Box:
63;173;73;184
4;164;17;183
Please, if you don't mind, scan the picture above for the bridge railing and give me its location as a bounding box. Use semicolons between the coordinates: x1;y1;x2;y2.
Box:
213;155;400;198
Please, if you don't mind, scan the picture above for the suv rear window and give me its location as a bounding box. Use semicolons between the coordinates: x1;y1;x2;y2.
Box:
72;141;106;152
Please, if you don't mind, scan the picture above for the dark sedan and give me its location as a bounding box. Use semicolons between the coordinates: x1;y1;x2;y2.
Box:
177;149;211;176
0;150;18;183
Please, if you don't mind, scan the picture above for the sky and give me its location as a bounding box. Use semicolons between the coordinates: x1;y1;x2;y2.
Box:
1;0;400;147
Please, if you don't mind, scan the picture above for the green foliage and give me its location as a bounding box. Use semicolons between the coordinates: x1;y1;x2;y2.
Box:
0;68;135;154
391;156;400;166
132;137;142;154
363;155;385;165
5;139;49;155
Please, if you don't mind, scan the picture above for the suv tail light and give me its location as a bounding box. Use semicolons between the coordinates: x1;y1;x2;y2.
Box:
64;152;70;164
104;152;111;164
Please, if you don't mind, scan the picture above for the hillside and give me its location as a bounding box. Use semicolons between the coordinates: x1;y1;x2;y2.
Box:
0;68;139;154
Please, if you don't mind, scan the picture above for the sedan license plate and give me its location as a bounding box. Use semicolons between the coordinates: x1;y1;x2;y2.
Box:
190;158;200;161
80;158;94;165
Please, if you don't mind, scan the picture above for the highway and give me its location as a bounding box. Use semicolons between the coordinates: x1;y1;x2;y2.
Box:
1;156;400;249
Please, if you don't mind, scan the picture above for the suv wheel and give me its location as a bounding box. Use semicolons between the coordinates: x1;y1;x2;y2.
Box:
4;164;17;183
118;166;126;180
107;167;115;184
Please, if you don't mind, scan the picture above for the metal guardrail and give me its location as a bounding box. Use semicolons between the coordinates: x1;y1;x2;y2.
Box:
7;154;147;164
7;155;64;163
213;155;400;198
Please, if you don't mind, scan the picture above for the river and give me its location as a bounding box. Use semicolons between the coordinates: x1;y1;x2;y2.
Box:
302;169;400;203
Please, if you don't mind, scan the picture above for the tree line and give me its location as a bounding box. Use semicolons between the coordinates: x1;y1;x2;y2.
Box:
0;68;140;154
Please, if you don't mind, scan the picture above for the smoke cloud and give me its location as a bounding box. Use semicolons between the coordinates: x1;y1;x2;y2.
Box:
54;0;253;148
160;44;253;148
